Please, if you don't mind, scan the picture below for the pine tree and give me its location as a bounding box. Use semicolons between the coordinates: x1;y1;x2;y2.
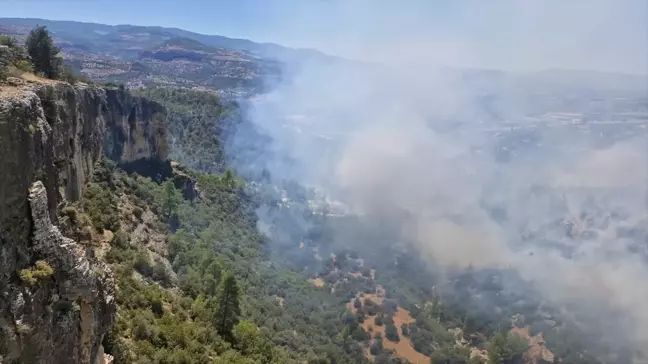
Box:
488;332;527;364
214;274;241;340
385;323;400;342
25;26;62;79
161;180;181;220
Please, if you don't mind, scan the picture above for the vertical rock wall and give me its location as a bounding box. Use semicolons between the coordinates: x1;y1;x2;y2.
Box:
0;82;168;364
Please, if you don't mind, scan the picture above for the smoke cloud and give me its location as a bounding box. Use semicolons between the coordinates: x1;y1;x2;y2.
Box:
229;0;648;360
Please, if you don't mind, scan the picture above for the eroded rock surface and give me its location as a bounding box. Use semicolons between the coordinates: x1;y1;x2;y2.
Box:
0;82;168;364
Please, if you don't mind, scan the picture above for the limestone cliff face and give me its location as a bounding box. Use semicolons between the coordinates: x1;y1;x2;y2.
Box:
0;82;168;364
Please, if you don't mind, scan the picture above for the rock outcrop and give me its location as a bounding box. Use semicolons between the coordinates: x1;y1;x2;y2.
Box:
171;161;199;200
0;82;168;364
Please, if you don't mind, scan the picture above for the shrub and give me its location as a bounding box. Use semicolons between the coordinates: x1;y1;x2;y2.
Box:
353;297;362;309
374;315;384;326
385;323;400;342
0;46;8;80
61;64;77;84
132;317;152;340
152;261;172;286
79;226;94;241
19;260;55;285
382;299;398;314
134;251;154;277
81;183;120;232
369;338;383;356
12;59;32;73
133;206;144;220
62;205;79;223
488;332;527;364
0;35;30;80
150;297;164;317
113;231;129;248
78;213;93;227
16;323;31;335
401;324;411;337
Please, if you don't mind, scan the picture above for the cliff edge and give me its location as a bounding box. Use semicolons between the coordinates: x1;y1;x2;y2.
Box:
0;81;168;364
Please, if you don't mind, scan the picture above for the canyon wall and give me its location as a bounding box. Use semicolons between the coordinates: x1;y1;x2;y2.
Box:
0;81;168;364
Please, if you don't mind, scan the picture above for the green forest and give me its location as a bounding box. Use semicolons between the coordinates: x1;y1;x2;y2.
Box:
1;22;643;364
57;85;625;364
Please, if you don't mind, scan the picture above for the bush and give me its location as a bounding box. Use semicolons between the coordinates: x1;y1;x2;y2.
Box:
369;338;383;356
134;251;154;277
62;205;79;223
0;46;8;80
81;183;120;232
132;317;152;340
79;226;94;241
431;346;471;364
374;315;384;326
385;323;400;342
133;206;144;220
152;261;172;286
12;59;32;73
488;332;527;364
401;324;411;337
353;297;362;309
19;260;55;285
61;64;77;84
382;299;398;314
0;35;30;80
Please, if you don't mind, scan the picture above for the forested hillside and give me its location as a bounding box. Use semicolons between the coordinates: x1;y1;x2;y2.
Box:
83;87;628;364
2;14;647;364
131;88;242;174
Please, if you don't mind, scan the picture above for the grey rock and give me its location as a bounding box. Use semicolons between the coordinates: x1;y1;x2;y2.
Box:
0;82;168;364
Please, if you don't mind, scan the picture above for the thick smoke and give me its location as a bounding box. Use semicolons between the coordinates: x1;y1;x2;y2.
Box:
228;0;648;360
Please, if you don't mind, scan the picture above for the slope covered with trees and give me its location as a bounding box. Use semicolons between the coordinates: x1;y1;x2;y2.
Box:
68;158;373;363
131;88;243;174
81;87;629;364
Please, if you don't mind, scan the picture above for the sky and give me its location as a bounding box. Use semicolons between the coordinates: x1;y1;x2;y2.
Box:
2;0;647;73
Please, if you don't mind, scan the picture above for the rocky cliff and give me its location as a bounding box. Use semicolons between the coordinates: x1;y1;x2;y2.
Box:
0;81;168;364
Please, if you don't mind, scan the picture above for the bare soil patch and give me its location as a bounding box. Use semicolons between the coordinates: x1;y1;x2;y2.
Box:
310;278;325;287
510;327;555;364
349;290;431;363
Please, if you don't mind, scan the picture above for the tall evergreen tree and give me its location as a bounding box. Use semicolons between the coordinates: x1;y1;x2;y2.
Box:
161;180;181;222
25;26;62;79
214;274;241;340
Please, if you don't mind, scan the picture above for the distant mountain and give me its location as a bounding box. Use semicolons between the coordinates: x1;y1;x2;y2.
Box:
0;17;333;61
0;17;340;95
0;18;645;100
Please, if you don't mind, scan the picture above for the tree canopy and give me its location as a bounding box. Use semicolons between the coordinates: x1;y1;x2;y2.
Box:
25;26;62;79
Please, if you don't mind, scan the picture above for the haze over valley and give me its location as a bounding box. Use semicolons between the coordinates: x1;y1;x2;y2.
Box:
0;2;647;363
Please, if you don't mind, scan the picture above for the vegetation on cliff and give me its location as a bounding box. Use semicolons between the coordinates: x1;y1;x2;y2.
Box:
131;87;243;174
100;86;641;363
1;28;633;361
62;87;621;364
1;26;90;83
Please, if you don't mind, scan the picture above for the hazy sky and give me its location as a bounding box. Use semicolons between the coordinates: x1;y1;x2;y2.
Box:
2;0;647;73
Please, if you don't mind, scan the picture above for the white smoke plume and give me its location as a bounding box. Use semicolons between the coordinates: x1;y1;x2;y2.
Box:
231;0;648;360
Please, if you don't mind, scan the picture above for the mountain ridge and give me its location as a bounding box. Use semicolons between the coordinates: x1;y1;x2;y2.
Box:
0;17;335;62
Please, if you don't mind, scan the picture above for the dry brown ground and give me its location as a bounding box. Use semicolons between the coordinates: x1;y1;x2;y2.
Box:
309;278;325;287
510;326;555;364
348;291;431;364
0;72;61;97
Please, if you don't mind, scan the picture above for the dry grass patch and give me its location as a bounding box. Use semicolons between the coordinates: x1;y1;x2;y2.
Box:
309;278;325;287
348;290;431;364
